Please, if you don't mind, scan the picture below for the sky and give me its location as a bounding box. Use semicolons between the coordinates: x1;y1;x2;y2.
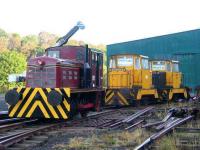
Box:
0;0;199;45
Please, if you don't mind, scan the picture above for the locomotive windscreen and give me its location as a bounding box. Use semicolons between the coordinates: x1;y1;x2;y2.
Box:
47;50;60;58
26;66;56;88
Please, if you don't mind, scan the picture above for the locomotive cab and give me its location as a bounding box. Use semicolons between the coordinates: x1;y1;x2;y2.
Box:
105;54;158;106
150;60;188;101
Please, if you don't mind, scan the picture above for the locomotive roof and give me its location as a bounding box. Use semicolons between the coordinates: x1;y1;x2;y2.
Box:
149;59;179;63
110;54;149;58
46;45;103;54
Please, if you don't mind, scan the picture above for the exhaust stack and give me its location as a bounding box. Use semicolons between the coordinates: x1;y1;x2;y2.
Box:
55;21;85;47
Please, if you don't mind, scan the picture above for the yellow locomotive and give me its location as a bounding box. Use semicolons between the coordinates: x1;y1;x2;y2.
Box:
105;54;158;106
150;60;188;101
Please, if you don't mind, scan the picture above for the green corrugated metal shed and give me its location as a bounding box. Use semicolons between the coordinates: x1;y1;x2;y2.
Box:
107;29;200;90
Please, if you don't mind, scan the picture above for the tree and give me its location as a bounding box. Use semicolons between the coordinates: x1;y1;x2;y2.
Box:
35;47;45;57
0;51;26;87
38;32;57;49
0;36;9;52
67;39;80;46
0;28;8;37
21;35;39;57
8;33;21;51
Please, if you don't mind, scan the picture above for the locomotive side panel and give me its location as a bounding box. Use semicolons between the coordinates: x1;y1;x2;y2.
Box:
60;66;81;89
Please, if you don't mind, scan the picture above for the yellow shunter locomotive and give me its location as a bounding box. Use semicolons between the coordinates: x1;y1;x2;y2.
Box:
105;54;158;106
150;60;188;101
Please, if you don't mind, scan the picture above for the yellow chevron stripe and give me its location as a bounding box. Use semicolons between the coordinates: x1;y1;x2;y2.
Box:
26;101;50;118
16;87;22;93
105;92;114;102
57;105;68;119
63;88;70;97
118;99;124;105
117;92;129;105
63;100;70;111
107;99;114;105
23;88;31;97
105;93;114;105
9;88;31;117
55;88;70;112
55;88;62;94
38;88;59;119
46;88;51;93
106;90;112;97
17;88;38;117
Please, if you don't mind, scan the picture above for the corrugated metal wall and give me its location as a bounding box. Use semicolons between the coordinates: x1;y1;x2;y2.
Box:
107;29;200;90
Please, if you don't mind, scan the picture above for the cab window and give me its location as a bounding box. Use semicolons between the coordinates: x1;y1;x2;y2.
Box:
141;58;149;69
135;57;141;69
109;58;116;68
166;62;171;71
48;51;60;58
172;63;179;72
117;56;133;67
151;61;165;71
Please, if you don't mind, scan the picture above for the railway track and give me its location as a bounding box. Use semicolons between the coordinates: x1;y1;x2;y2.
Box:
0;101;199;150
0;107;153;150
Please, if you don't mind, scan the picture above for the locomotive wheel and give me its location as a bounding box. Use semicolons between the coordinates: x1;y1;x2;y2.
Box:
69;99;78;118
161;90;168;103
141;97;150;105
132;100;140;107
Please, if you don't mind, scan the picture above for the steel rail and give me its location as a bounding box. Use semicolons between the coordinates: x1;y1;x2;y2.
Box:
0;118;25;125
142;121;164;128
110;107;154;128
125;120;144;130
134;115;193;150
0;119;38;131
0;123;62;149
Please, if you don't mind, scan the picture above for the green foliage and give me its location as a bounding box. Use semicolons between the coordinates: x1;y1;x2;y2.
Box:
0;51;26;89
8;33;21;51
0;28;8;37
38;32;57;49
21;35;39;57
35;47;45;56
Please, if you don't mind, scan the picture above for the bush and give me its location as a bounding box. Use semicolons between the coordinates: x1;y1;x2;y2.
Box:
0;51;26;92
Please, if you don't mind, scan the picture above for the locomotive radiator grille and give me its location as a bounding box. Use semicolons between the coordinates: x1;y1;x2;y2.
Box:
7;88;71;119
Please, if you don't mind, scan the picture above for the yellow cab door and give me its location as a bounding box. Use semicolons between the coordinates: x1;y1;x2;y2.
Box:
172;62;181;88
141;57;152;89
133;56;142;87
166;61;173;86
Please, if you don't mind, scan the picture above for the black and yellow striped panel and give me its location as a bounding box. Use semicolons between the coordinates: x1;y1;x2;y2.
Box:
8;88;71;119
105;90;129;106
105;90;114;105
117;91;129;105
